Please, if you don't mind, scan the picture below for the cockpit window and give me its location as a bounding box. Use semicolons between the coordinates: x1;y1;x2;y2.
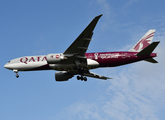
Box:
8;61;10;63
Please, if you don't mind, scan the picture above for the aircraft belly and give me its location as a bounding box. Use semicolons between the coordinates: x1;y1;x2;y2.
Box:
49;64;76;71
48;59;99;71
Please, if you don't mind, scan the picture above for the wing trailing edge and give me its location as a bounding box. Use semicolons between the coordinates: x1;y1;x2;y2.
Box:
83;71;112;80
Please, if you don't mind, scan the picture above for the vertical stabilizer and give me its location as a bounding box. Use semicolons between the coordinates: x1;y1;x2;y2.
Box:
129;29;156;52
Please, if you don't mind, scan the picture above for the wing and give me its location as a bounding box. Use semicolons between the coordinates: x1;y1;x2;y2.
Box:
63;14;103;56
55;15;109;81
83;71;112;80
62;14;102;69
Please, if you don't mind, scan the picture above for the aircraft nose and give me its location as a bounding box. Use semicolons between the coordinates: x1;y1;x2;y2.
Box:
4;63;12;70
4;63;8;69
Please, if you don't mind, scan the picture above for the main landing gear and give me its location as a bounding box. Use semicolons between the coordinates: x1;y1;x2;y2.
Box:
13;69;19;78
77;76;87;81
73;65;87;81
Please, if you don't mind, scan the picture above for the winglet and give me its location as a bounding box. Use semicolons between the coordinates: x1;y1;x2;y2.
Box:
95;14;103;19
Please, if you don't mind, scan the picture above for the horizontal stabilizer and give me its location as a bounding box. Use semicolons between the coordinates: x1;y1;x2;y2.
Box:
144;58;158;63
137;41;160;56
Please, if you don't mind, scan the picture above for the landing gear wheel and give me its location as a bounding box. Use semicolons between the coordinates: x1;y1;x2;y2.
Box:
16;74;19;78
77;76;80;80
77;76;87;81
13;69;19;78
84;77;87;81
80;76;84;81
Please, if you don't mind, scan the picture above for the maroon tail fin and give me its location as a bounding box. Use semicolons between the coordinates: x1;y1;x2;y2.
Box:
129;29;156;52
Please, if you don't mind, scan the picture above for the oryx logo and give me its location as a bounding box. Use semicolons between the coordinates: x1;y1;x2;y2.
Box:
94;53;99;60
134;32;155;51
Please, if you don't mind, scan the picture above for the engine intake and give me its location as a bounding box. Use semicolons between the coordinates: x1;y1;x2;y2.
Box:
55;71;73;81
46;53;65;64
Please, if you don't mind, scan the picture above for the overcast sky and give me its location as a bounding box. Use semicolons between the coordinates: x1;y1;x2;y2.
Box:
1;0;165;120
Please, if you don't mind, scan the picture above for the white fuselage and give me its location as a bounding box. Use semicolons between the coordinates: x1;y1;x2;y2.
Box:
4;55;99;71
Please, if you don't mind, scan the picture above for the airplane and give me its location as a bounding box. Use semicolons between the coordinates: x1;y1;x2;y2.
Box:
4;14;160;81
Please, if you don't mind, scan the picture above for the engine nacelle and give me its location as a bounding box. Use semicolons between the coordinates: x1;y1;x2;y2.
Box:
46;53;65;64
55;71;73;81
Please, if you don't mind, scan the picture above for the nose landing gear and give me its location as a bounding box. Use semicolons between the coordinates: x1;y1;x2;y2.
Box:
77;76;87;81
16;74;19;78
13;69;19;78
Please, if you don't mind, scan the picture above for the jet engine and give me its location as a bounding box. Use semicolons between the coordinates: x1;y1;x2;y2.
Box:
47;53;66;64
55;71;73;81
